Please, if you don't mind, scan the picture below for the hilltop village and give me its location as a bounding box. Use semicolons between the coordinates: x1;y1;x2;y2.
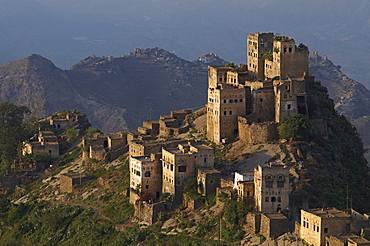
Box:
6;33;370;245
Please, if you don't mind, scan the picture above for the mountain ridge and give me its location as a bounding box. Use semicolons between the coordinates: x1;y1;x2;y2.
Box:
0;48;369;141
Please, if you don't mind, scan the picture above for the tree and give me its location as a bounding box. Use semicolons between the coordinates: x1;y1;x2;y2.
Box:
278;114;311;141
0;102;31;169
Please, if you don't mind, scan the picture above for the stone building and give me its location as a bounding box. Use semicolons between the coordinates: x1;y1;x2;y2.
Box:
162;143;214;203
129;153;162;204
325;235;370;246
22;131;60;159
299;208;370;246
82;132;128;161
260;213;289;239
129;139;192;157
197;167;221;196
159;109;192;137
60;173;88;193
206;32;313;144
134;201;172;225
254;163;290;213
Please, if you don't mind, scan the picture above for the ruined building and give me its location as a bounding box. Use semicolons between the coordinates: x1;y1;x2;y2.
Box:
207;32;314;144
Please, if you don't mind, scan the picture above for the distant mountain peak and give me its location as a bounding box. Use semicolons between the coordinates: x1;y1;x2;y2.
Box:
24;54;56;70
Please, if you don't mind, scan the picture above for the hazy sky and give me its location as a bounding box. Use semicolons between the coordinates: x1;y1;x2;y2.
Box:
1;0;369;86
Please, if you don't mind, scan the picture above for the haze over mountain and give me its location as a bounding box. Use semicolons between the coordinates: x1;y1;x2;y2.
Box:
1;46;369;146
0;0;369;88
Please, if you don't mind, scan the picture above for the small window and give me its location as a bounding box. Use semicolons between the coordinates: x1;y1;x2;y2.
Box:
145;185;149;189
224;111;227;115
271;197;276;202
287;104;291;110
289;47;292;52
265;197;269;202
278;197;281;202
234;99;238;103
266;182;273;188
277;181;284;188
178;166;186;172
144;172;151;177
224;100;227;103
317;226;319;232
239;99;243;102
229;99;233;103
170;165;173;171
229;111;232;115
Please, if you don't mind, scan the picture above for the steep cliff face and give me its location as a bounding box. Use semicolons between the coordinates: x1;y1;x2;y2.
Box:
0;54;128;133
310;52;370;147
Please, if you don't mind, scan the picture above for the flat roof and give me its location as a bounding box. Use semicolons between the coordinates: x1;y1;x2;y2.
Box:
306;208;351;218
263;213;288;220
61;173;87;179
132;156;153;162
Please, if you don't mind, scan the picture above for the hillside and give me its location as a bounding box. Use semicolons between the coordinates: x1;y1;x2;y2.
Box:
0;77;369;244
0;54;128;133
309;52;370;147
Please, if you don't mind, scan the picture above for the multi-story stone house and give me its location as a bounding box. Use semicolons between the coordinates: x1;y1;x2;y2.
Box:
129;153;162;204
161;143;214;203
254;163;290;213
299;208;370;246
206;32;313;144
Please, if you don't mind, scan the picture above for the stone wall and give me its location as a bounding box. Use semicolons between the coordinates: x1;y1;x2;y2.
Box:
260;213;289;239
60;173;88;193
246;212;262;235
134;201;172;225
197;168;221;196
238;117;279;144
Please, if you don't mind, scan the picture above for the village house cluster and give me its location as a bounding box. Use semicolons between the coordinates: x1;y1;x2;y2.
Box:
125;32;370;245
207;32;313;144
7;32;369;246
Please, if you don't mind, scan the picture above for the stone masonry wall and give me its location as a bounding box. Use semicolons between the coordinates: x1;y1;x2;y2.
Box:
238;117;279;144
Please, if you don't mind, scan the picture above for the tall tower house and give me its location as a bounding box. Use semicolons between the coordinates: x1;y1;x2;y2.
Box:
254;163;290;213
247;32;274;80
206;66;248;143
